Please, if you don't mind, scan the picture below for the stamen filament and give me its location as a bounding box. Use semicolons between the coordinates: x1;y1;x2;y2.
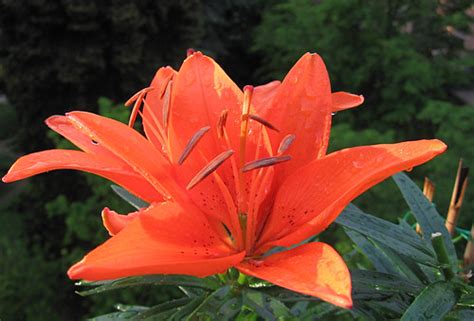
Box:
139;110;168;156
125;87;154;107
242;155;292;173
217;109;228;138
187;150;234;190
238;86;254;211
141;101;170;156
178;126;211;165
128;91;146;127
162;80;173;130
211;171;244;249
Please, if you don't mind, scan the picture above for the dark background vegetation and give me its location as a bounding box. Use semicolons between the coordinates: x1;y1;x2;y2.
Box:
0;0;472;320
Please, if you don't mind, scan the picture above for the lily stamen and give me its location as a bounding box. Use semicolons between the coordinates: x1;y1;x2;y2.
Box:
277;134;296;155
186;150;234;190
124;87;154;107
125;87;155;128
162;80;173;130
217;109;228;138
242;155;292;173
249;114;280;132
178;126;211;165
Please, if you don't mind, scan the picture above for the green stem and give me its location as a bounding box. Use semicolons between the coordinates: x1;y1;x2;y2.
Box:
237;272;248;285
431;232;455;280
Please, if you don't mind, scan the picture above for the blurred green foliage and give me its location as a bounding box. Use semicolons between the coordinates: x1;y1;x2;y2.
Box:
0;0;203;152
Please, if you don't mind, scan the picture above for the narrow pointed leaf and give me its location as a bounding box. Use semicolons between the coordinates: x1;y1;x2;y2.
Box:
351;269;423;294
111;184;149;209
401;281;459;321
88;312;137;320
76;275;219;296
393;173;457;266
344;228;404;275
242;289;293;321
185;286;241;321
336;204;436;264
131;298;193;321
444;309;474;321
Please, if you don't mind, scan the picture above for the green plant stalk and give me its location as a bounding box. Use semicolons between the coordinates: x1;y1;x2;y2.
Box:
237;272;248;285
431;232;455;280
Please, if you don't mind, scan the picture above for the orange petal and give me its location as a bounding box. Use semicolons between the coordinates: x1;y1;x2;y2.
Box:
66;111;184;200
169;52;244;220
258;140;447;249
169;51;243;163
252;80;281;114
260;53;332;178
101;207;142;236
1;150;161;202
46;115;123;161
331;92;364;112
238;242;352;309
68;202;245;280
143;66;177;150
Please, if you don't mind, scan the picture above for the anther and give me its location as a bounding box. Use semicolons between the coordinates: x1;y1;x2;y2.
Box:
277;134;296;155
187;150;234;190
217;110;228;138
187;48;195;57
249;114;279;132
241;155;292;173
178;126;211;165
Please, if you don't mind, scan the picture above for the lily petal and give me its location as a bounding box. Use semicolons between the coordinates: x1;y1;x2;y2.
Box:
252;80;281;115
68;202;245;280
260;53;332;178
169;51;243;164
101;207;142;236
331;92;364;112
258;140;447;249
46;115;123;161
66;111;183;200
238;242;352;309
169;52;245;222
2;150;160;202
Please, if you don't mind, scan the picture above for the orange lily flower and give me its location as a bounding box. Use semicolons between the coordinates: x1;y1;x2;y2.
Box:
2;52;446;309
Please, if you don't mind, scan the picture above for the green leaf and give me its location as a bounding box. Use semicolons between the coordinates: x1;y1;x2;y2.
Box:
168;295;207;320
337;204;436;265
115;304;149;312
351;269;423;295
458;291;474;308
401;281;459;321
443;309;474;321
298;303;340;321
186;286;241;321
345;228;409;276
76;275;219;296
88;311;137;320
376;242;431;284
392;173;457;266
242;289;293;321
130;297;195;321
111;184;149;209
